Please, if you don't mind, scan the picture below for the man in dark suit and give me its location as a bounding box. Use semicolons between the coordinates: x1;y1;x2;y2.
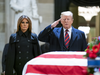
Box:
1;43;9;75
38;11;87;51
1;43;16;75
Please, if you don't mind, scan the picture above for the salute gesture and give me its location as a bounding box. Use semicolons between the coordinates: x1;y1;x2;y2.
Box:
38;11;87;52
51;19;61;28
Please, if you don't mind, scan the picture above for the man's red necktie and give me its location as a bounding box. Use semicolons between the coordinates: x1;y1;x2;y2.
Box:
65;30;70;48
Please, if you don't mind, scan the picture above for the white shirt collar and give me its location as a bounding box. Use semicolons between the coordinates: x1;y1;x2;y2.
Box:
63;26;72;39
63;26;72;32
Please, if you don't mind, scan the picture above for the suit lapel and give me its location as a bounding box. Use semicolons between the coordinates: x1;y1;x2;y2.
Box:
55;26;78;50
69;27;78;48
56;27;63;50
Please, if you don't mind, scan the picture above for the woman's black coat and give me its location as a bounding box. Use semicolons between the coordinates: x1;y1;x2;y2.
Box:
5;32;41;75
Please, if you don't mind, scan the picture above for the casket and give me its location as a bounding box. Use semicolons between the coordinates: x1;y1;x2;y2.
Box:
22;51;88;75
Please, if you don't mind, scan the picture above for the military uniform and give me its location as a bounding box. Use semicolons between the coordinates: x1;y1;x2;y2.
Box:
5;30;41;75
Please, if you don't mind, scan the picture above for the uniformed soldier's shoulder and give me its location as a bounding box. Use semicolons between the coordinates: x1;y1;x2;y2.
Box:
31;32;38;40
31;32;37;37
9;33;17;43
11;33;17;37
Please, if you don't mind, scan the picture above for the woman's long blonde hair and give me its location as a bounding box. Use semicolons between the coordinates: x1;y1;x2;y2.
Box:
16;15;32;32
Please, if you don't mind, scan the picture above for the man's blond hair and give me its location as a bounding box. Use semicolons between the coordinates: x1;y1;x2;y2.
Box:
60;11;73;19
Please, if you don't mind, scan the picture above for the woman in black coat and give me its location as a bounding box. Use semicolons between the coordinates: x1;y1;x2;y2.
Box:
5;15;41;75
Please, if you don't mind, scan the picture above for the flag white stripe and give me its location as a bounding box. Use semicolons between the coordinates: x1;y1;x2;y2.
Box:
43;52;86;55
27;58;87;66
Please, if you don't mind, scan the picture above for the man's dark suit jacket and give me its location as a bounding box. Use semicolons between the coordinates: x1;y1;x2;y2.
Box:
2;43;9;72
38;25;87;51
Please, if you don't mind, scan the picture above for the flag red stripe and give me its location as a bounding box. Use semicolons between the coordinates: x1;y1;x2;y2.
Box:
26;65;87;75
36;54;85;59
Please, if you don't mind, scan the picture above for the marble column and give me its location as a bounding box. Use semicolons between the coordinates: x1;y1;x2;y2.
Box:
5;0;10;43
69;4;78;29
95;12;100;37
5;0;15;43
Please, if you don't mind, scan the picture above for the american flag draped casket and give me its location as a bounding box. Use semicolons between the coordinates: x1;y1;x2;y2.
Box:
22;51;88;75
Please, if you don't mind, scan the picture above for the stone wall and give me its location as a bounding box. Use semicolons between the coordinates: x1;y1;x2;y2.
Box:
0;0;5;73
0;0;5;32
37;0;54;45
0;0;5;51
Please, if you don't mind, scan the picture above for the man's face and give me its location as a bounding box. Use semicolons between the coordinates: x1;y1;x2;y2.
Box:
61;15;73;29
